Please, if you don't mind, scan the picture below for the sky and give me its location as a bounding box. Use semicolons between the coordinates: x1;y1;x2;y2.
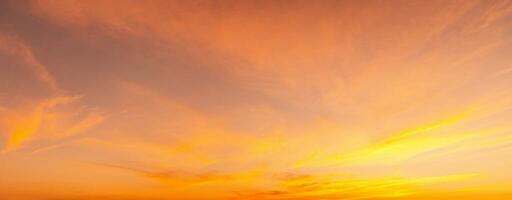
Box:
1;0;512;199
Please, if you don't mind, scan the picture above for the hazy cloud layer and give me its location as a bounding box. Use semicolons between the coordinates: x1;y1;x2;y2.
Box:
1;0;512;199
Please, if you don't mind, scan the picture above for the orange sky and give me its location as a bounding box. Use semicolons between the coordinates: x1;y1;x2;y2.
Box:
1;0;512;199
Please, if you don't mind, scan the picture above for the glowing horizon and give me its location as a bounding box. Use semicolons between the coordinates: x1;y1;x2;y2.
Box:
1;0;512;199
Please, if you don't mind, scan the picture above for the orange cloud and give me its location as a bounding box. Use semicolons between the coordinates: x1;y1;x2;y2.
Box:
0;33;104;152
1;1;512;200
0;33;59;93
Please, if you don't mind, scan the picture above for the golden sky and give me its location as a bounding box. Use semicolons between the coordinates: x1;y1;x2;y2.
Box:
1;0;512;199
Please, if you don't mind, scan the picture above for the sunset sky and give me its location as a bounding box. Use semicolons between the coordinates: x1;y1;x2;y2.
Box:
1;0;512;199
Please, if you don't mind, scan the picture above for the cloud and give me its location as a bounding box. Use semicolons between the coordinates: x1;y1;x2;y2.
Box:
0;32;105;152
234;173;478;200
1;1;511;199
0;95;79;151
0;33;59;92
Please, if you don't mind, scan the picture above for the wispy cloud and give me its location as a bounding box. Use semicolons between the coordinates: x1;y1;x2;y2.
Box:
0;33;59;92
1;0;512;199
0;33;105;152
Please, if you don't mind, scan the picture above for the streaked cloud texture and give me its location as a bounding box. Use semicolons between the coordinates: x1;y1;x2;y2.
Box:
1;0;512;199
